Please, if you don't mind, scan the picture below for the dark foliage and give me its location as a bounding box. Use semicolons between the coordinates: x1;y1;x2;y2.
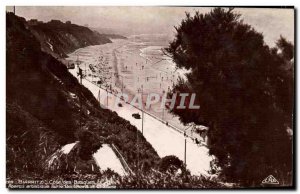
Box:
6;12;159;179
6;103;61;178
77;130;103;160
84;119;160;172
158;155;184;173
29;19;112;57
117;170;226;189
165;8;293;186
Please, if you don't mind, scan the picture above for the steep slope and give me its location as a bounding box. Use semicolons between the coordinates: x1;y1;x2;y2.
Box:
28;19;112;58
6;12;159;179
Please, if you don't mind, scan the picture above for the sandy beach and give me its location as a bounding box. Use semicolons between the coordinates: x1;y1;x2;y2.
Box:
67;37;194;133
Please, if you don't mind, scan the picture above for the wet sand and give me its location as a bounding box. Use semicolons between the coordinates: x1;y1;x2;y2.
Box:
67;39;198;136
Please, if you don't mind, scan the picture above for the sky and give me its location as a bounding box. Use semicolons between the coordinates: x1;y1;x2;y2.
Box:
7;6;294;47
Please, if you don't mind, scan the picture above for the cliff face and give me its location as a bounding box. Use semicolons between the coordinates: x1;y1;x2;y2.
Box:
28;19;112;58
6;13;159;179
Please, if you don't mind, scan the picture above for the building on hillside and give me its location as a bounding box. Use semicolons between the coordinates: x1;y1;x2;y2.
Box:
28;19;43;25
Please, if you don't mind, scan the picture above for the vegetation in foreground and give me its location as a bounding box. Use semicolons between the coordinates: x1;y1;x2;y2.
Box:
6;12;225;188
8;157;226;189
6;12;159;183
166;8;294;186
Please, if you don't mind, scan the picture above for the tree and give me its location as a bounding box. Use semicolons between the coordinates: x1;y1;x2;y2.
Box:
77;130;103;160
166;8;293;186
158;155;184;174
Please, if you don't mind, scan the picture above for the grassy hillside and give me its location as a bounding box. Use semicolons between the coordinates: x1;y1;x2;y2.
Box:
28;19;112;58
6;13;224;188
6;12;159;179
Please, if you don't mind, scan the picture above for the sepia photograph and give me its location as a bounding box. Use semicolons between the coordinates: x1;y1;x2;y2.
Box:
5;5;294;189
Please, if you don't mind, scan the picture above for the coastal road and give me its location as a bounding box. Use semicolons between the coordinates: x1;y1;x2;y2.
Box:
69;66;213;176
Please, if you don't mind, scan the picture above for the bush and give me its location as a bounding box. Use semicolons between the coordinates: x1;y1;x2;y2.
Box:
158;155;184;174
165;8;293;186
77;130;103;160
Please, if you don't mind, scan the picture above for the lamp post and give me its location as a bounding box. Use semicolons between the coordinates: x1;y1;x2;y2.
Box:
162;90;165;121
184;137;187;179
136;84;147;187
183;126;190;180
